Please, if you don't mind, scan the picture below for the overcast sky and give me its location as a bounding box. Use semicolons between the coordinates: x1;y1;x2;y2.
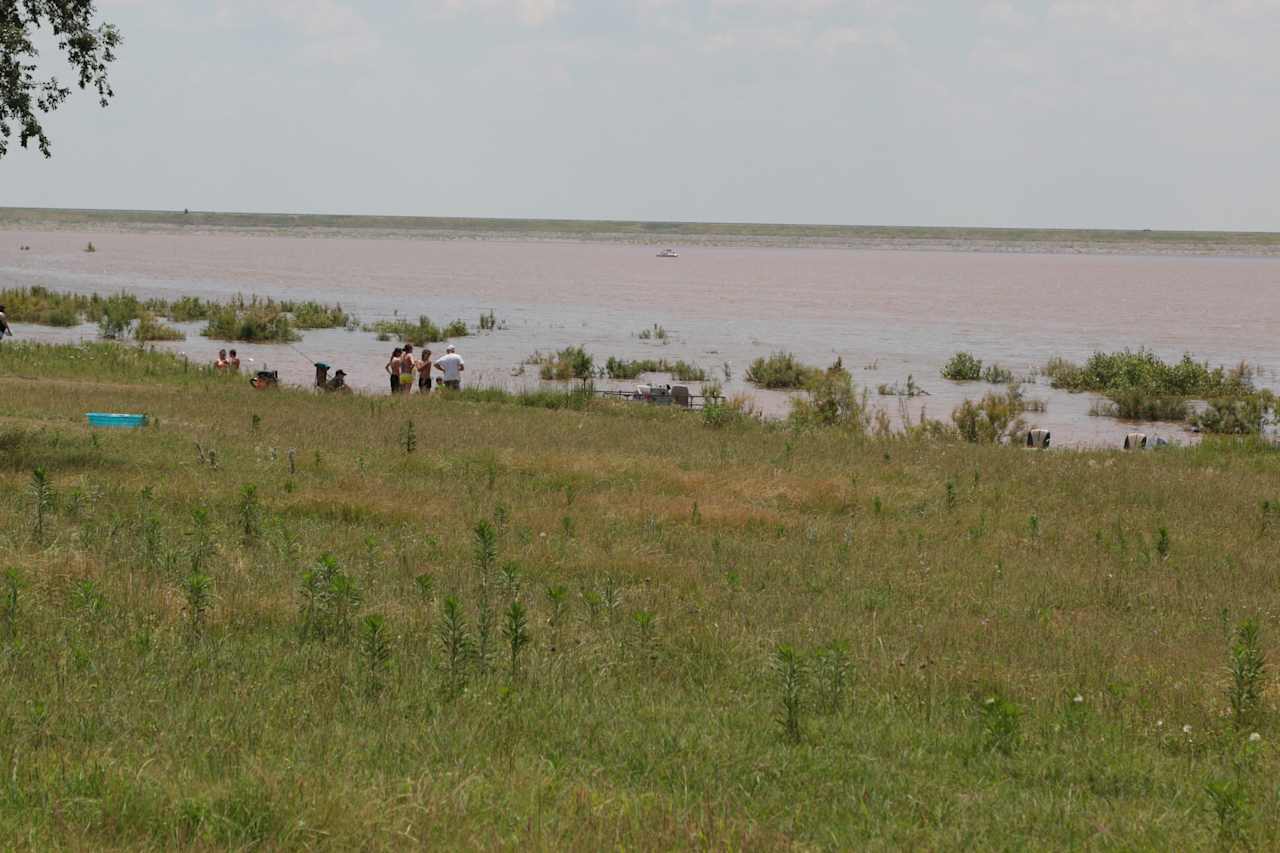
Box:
2;0;1277;230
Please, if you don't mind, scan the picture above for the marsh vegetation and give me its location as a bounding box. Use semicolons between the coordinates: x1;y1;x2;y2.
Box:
0;341;1278;847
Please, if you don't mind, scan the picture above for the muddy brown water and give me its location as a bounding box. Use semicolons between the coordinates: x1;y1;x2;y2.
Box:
3;225;1278;447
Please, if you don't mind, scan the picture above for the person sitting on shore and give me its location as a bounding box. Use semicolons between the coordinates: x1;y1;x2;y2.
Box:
215;349;229;370
325;369;350;392
434;344;464;390
417;348;433;392
0;304;11;341
385;347;404;394
228;349;241;371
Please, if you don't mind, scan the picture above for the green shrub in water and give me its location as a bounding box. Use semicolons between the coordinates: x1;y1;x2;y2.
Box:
203;298;299;343
789;361;869;430
1045;349;1254;397
1192;393;1275;435
538;346;594;381
952;390;1026;443
281;300;351;329
942;352;983;381
134;312;185;342
605;357;707;381
745;352;819;389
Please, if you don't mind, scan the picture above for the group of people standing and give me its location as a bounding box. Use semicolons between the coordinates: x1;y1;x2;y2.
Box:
385;343;464;394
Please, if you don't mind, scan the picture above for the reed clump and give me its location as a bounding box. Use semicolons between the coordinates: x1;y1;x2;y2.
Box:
0;287;352;342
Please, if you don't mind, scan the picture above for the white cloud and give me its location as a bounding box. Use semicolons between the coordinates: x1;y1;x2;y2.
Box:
423;0;571;26
980;1;1028;27
281;0;381;63
210;0;381;63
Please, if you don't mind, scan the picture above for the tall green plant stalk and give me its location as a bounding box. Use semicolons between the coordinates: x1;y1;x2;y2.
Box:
360;614;393;697
28;467;54;544
238;484;261;544
1228;618;1266;727
503;600;530;681
181;572;212;637
773;645;806;745
439;595;472;697
473;520;498;667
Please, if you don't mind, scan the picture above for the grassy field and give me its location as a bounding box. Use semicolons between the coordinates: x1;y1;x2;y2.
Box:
1;342;1278;849
4;206;1280;254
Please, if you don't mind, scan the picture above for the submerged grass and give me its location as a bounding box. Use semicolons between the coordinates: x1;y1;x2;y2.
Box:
0;288;352;341
1;342;1280;848
604;357;708;381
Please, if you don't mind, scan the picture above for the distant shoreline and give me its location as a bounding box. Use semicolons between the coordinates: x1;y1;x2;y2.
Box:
3;206;1279;257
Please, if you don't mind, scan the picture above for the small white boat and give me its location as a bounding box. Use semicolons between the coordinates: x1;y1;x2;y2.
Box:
656;248;679;258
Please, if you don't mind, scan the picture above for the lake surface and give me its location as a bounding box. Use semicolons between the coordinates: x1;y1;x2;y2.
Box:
3;214;1278;447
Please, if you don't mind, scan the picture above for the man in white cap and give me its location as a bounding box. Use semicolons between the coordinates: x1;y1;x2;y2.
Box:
434;343;465;390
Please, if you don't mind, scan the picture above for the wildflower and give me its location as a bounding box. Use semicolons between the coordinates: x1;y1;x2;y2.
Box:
1156;720;1163;728
1182;724;1192;735
1072;694;1084;704
1249;732;1262;743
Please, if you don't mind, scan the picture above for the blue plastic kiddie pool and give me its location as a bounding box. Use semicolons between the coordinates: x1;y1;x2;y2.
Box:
86;413;148;428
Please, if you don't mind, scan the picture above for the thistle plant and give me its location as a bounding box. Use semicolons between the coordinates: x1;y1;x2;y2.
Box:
601;576;622;624
181;572;212;637
299;554;362;642
498;562;522;600
1156;526;1170;560
29;467;54;544
401;420;416;454
773;645;806;745
438;595;472;696
545;585;567;629
71;578;104;618
1227;618;1266;727
188;508;214;573
237;484;261;544
813;642;851;713
502;600;530;681
473;520;498;666
359;614;393;697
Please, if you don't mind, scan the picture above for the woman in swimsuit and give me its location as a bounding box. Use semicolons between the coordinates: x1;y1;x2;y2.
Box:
401;345;417;392
385;347;404;394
